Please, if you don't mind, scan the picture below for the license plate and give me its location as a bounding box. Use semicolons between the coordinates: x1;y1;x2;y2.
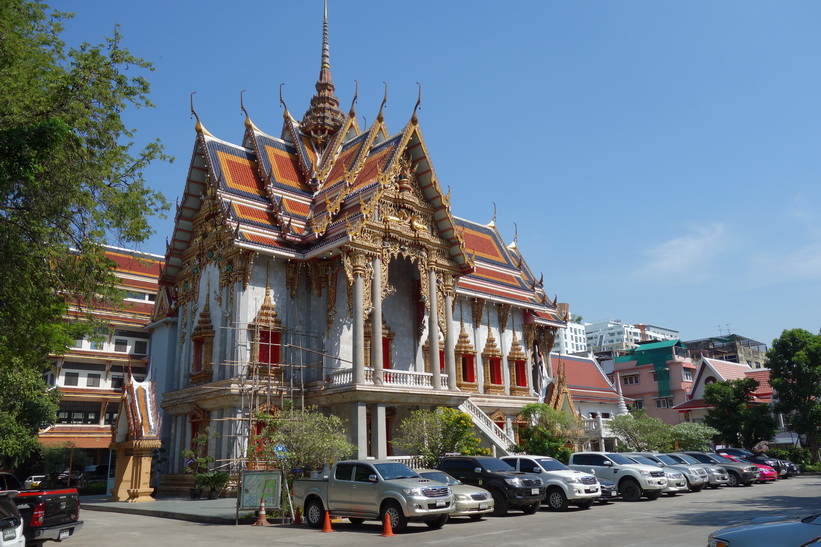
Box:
586;488;597;493
610;491;618;497
478;502;488;510
436;500;446;507
58;529;70;540
3;528;15;541
531;488;539;495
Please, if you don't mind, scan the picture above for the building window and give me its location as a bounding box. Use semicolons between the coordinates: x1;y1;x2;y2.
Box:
57;411;70;424
651;372;658;381
461;354;476;383
134;340;148;355
489;357;503;385
683;369;693;382
514;360;527;387
633;400;644;410
111;376;124;390
258;329;281;366
104;409;118;425
86;374;101;387
64;372;79;386
601;412;611;418
114;339;128;352
192;339;204;373
655;397;674;409
623;375;639;385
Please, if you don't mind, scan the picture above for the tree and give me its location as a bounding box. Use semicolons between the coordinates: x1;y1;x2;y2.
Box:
703;378;776;449
669;422;719;451
255;403;356;477
391;407;487;467
608;410;672;451
511;403;584;461
0;1;169;465
767;329;821;462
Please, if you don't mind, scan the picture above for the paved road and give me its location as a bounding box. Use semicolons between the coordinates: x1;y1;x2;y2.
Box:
71;475;821;546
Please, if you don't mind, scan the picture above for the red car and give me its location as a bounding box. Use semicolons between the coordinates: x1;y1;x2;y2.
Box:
723;454;777;482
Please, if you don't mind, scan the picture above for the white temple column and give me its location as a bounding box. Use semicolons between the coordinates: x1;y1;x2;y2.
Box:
428;269;441;390
444;291;457;390
352;255;366;385
352;402;368;459
371;255;384;385
371;403;387;459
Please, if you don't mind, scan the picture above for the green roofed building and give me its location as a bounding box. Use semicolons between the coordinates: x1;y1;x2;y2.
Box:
612;339;696;425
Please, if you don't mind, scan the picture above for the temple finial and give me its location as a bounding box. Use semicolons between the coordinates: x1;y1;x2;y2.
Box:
349;80;358;118
190;91;212;137
376;82;388;124
411;82;421;124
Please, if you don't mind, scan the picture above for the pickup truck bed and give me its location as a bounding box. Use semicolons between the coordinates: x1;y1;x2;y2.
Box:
0;473;83;543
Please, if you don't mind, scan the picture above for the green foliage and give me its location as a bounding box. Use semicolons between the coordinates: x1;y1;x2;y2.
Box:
0;1;169;465
704;378;776;449
608;410;673;451
180;426;217;475
767;329;821;462
512;404;581;461
669;422;719;451
195;470;230;492
766;447;811;466
0;366;60;468
40;442;90;483
391;407;485;467
512;425;572;463
255;403;356;477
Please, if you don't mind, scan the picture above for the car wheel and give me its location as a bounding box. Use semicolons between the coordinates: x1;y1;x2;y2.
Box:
522;501;540;514
348;518;365;526
490;489;509;516
305;498;325;529
381;500;408;533
689;482;703;492
665;492;677;497
727;473;739;487
619;479;642;502
645;490;662;501
425;514;449;529
546;487;569;511
469;514;484;521
577;499;594;510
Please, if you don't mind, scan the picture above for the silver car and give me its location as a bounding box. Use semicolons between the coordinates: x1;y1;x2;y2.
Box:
623;455;687;496
624;452;706;492
417;469;494;521
666;452;730;488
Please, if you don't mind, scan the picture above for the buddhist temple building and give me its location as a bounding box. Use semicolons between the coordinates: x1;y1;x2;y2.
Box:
150;3;567;477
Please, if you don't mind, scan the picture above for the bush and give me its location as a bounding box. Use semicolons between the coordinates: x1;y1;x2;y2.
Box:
77;481;107;495
766;447;811;465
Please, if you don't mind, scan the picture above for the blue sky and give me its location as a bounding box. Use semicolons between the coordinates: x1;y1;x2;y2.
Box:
52;1;821;348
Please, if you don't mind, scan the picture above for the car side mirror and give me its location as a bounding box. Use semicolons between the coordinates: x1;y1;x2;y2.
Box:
368;474;378;482
603;461;613;467
474;467;482;474
533;467;542;473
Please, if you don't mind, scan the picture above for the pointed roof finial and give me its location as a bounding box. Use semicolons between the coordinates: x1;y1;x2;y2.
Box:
279;83;291;118
489;202;497;227
349;80;358;118
190;91;212;137
411;82;422;125
240;89;257;130
376;81;388;124
301;0;345;146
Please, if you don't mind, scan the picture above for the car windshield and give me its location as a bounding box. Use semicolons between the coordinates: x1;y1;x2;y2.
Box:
419;471;458;485
630;456;660;466
482;459;515;472
0;497;18;520
604;453;634;465
671;454;700;465
535;458;569;471
711;454;734;463
656;455;679;466
373;463;420;480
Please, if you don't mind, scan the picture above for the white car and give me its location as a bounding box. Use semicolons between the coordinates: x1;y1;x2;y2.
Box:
0;491;25;547
23;475;45;489
501;455;599;511
708;514;821;546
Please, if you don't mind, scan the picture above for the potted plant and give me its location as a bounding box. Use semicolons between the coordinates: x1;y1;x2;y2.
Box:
195;470;230;499
181;427;217;500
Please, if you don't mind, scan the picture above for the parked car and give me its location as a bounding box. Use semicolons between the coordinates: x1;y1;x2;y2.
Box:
665;453;729;488
621;454;687;496
436;456;544;516
715;448;784;476
721;455;777;483
0;472;83;544
293;460;452;532
632;452;708;492
682;451;759;487
568;452;667;502
595;479;619;504
501;455;599;511
23;476;46;490
416;469;494;520
708;514;821;547
0;491;25;547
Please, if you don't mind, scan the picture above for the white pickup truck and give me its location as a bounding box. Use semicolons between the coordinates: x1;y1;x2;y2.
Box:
292;460;453;533
568;452;667;502
501;455;600;511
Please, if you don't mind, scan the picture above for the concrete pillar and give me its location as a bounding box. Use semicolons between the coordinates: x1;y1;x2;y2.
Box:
444;292;457;390
428;269;441;390
352;402;368;459
353;263;365;385
371;255;384;385
371;403;387;459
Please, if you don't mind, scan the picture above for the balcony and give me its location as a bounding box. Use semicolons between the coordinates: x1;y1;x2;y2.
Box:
327;367;449;389
583;416;615;438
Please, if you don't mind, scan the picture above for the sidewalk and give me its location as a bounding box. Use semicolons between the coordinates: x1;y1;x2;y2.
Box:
81;494;288;526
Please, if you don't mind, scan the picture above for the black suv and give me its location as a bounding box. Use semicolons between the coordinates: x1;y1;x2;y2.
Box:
715;448;792;477
436;456;544;516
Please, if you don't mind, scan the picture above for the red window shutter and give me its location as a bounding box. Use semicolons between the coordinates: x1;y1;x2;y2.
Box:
491;358;502;384
192;340;203;372
462;355;475;383
516;360;527;387
382;337;391;369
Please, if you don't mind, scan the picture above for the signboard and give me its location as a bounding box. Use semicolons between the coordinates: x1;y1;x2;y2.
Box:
274;444;287;460
239;470;282;510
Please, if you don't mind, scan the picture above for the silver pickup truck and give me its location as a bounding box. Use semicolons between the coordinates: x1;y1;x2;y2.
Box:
293;460;453;533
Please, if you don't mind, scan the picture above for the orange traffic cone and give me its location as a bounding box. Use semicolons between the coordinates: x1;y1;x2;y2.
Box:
321;510;335;533
252;497;271;526
293;507;302;525
380;514;395;537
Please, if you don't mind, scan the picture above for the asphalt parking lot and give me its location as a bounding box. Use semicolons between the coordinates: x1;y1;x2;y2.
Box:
76;474;821;547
